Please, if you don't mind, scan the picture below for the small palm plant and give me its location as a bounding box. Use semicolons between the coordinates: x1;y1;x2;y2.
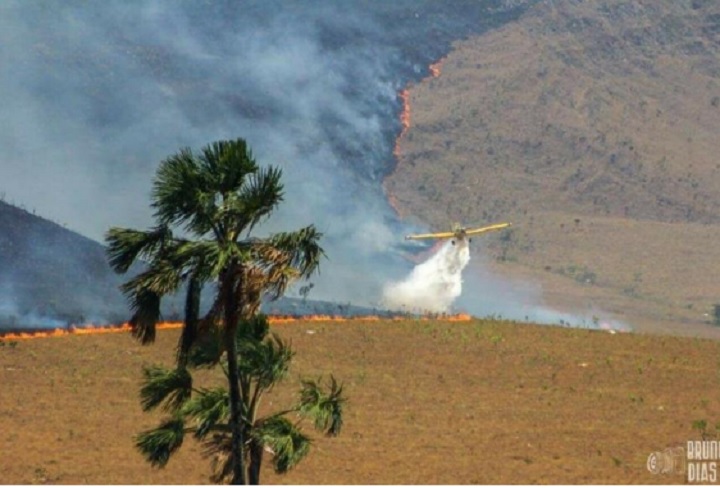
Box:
135;314;344;484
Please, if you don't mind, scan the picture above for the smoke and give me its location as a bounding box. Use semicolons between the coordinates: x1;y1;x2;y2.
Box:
455;252;632;331
0;0;534;317
383;240;470;313
0;1;630;331
381;239;630;331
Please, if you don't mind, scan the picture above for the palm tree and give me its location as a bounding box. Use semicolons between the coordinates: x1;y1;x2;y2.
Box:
106;138;324;484
134;314;344;484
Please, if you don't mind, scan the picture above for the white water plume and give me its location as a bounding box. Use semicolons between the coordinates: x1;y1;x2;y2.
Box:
382;240;470;313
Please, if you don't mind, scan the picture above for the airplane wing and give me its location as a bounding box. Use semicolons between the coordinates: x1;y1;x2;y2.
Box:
464;222;512;236
405;231;456;240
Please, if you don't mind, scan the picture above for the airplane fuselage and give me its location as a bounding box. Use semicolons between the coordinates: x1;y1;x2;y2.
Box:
451;229;467;245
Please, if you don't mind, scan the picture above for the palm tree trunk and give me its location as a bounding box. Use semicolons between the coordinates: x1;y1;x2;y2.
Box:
223;266;247;485
178;274;201;368
225;326;247;485
248;437;263;485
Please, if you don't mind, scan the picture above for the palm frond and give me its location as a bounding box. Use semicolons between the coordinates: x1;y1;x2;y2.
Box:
298;375;345;436
237;265;272;317
263;225;325;280
198;138;258;194
201;432;233;483
127;288;161;344
139;366;193;413
174;240;221;282
253;416;311;474
234;165;284;234
180;387;230;438
180;291;226;370
120;260;184;297
279;225;325;275
151;148;218;235
186;320;224;369
244;226;323;302
265;267;299;302
237;333;294;391
177;273;202;367
105;225;172;274
236;314;269;342
135;416;186;468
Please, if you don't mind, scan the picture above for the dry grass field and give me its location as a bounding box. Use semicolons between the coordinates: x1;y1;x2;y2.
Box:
1;318;719;484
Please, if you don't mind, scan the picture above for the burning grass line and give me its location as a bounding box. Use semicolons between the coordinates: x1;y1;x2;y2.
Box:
0;314;473;340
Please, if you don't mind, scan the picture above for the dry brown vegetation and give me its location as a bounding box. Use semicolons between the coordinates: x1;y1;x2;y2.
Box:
384;0;720;337
1;319;719;484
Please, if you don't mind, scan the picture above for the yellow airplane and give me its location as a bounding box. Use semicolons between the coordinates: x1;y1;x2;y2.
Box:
405;222;511;245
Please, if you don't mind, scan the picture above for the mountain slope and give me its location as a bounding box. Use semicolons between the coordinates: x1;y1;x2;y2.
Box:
0;200;402;329
0;200;130;325
384;0;720;333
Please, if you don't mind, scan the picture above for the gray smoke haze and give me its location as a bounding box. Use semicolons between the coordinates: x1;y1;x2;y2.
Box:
381;238;629;330
455;254;630;330
5;1;601;325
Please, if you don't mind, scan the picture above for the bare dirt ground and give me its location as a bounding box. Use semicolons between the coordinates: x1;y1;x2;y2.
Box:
1;319;718;484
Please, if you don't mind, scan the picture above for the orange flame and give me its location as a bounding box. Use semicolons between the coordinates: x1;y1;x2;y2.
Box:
386;193;406;219
445;313;472;322
0;314;472;340
270;315;380;324
428;59;443;78
384;57;444;219
392;88;411;161
398;89;411;132
0;321;183;341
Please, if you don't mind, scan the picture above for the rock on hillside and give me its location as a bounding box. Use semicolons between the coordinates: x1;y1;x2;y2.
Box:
384;0;720;332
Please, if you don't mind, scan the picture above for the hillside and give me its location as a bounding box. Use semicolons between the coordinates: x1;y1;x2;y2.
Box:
0;200;398;329
0;200;130;325
384;0;720;335
1;319;719;483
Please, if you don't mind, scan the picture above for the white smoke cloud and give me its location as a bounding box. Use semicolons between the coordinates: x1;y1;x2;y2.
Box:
382;240;470;313
382;238;631;331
